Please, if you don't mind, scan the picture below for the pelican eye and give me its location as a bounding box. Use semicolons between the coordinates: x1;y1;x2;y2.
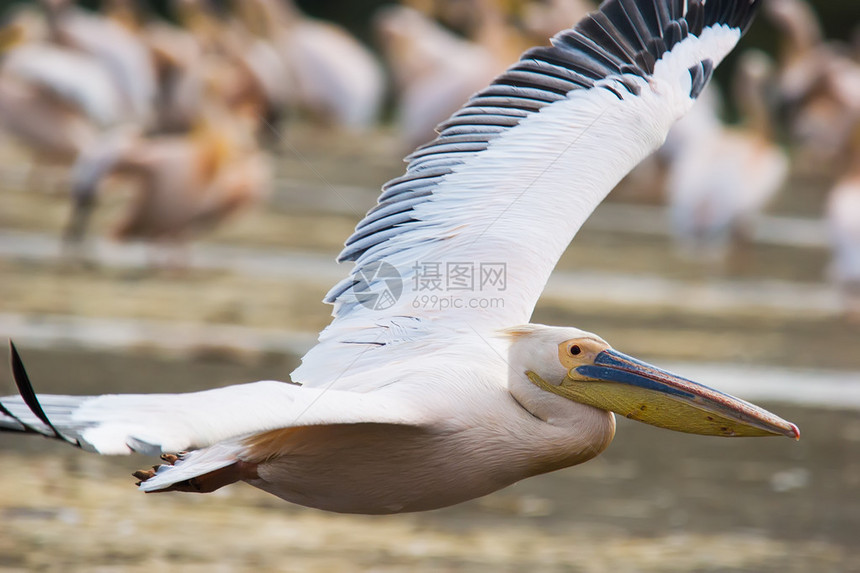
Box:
568;345;582;356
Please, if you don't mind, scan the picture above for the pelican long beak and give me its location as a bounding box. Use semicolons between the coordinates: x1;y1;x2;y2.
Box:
546;349;799;439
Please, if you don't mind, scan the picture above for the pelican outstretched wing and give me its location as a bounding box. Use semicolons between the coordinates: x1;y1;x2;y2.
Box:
295;0;760;385
0;0;766;494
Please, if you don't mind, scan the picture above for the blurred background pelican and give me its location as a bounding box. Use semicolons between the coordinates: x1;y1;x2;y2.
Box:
765;0;860;171
0;0;860;571
666;50;789;264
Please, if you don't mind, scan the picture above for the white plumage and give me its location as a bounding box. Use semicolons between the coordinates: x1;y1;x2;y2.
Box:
1;0;798;515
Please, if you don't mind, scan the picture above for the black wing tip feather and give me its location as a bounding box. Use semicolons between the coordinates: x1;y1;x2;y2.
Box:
6;341;81;447
0;345;29;434
569;0;760;79
689;58;715;99
1;341;38;435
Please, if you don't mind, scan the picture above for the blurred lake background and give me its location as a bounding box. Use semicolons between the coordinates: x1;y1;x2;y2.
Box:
0;0;859;571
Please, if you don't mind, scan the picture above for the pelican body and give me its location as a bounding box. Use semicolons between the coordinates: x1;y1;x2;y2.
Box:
1;0;798;516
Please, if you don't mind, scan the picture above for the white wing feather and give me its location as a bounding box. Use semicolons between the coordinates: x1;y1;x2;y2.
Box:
0;380;426;455
294;6;750;387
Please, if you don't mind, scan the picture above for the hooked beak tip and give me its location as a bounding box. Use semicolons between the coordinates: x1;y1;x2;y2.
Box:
788;422;800;441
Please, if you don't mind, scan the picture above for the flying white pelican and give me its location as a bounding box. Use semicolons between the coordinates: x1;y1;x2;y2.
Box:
0;0;798;515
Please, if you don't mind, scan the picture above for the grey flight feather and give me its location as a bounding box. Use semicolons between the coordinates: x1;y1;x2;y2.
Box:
327;0;761;307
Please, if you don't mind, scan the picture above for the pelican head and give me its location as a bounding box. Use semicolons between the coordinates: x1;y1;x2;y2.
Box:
509;326;799;440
